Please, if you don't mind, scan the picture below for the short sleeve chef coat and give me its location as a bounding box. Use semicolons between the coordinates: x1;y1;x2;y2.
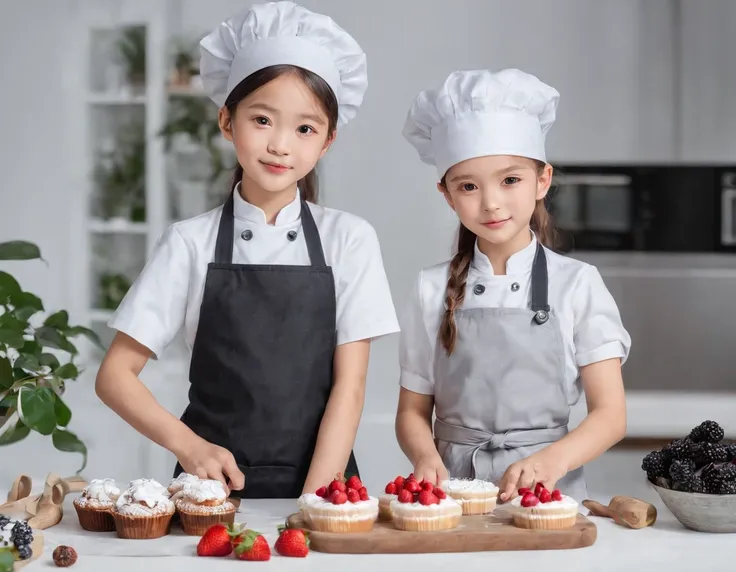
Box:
109;188;401;359
399;233;631;403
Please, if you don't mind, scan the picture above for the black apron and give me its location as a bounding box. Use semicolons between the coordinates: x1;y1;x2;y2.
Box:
173;193;359;498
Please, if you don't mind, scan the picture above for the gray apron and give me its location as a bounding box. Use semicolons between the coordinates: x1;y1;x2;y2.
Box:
433;243;587;506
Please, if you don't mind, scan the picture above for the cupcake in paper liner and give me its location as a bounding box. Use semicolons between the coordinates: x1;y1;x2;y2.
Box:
167;472;200;497
73;478;121;532
113;479;175;539
172;479;236;536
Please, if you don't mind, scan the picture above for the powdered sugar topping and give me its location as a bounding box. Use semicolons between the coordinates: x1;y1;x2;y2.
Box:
441;478;499;493
116;479;174;516
168;472;199;492
175;479;227;503
79;478;120;503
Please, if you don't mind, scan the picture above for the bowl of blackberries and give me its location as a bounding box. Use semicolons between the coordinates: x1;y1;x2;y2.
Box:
0;514;34;570
642;420;736;533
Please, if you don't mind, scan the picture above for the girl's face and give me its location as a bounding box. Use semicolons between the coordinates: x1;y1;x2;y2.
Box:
219;72;335;196
440;155;552;250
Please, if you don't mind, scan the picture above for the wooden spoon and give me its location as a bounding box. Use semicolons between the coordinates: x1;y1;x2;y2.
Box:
583;496;657;529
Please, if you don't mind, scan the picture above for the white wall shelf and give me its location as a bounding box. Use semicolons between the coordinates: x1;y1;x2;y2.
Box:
87;93;148;106
88;218;149;234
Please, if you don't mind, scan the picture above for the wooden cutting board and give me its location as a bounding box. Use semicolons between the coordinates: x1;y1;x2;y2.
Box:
285;512;597;554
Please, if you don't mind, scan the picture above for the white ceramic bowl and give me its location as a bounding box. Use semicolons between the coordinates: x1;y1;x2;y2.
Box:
650;481;736;533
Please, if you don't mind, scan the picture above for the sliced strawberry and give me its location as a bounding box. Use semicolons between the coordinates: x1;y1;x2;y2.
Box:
538;489;552;503
385;482;397;495
551;489;563;501
397;489;413;503
346;476;363;491
346;489;361;503
418;490;439;506
534;482;546;496
394;476;405;488
315;486;328;498
520;493;540;508
330;490;348;505
518;487;532;496
433;487;447;500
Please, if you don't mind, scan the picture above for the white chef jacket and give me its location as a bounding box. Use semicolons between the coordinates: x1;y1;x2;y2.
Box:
399;232;631;405
109;187;400;359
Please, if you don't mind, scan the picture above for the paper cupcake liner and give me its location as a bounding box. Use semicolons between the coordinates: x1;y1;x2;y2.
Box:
113;511;174;539
309;514;376;533
74;504;116;532
178;508;236;536
392;513;461;532
512;513;578;530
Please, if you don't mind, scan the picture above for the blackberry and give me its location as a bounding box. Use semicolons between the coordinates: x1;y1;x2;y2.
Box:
10;521;33;548
690;475;707;494
16;544;32;560
726;443;736;462
703;463;736;494
0;516;9;528
663;438;693;462
692;443;729;468
669;459;695;491
641;450;667;481
689;420;724;444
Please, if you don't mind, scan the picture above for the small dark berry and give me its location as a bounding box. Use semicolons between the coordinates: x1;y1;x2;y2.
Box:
691;475;707;494
52;545;78;567
642;450;668;481
689;420;724;444
669;459;695;491
692;443;729;468
16;544;32;560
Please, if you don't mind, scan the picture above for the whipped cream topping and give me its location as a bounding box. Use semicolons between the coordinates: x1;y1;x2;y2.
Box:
116;479;174;516
510;494;578;511
441;478;499;493
80;478;120;503
175;479;227;503
168;473;199;492
390;496;462;513
298;493;378;512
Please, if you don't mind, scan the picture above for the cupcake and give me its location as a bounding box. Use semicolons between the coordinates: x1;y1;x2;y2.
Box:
173;480;236;535
379;474;414;521
440;478;499;515
113;479;175;539
73;478;121;532
167;472;200;496
298;475;378;533
510;484;579;530
389;478;462;532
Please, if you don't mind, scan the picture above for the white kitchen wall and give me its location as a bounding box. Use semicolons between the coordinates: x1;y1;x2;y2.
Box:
0;0;732;493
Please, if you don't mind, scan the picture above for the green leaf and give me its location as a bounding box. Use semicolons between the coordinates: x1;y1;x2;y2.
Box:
18;386;56;435
0;329;25;349
0;417;30;446
12;291;44;321
55;363;79;379
66;325;105;350
44;310;69;329
35;326;77;354
39;352;60;369
0;271;21;305
0;546;16;572
52;428;88;473
0;241;42;261
0;358;12;391
13;354;40;372
54;396;72;427
0;393;16;408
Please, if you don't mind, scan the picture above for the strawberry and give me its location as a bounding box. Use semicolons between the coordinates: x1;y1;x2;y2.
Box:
397;489;413;503
347;489;361;503
275;526;309;558
197;523;242;557
407;473;416;481
538;488;552;503
346;476;363;491
359;488;369;501
404;480;421;494
421;480;435;492
534;482;546;496
433;487;446;500
551;489;563;501
418;490;439;506
394;476;405;489
234;529;271;561
315;486;328;498
520;493;539;508
385;482;397;495
518;487;532;496
330;490;348;505
329;479;347;494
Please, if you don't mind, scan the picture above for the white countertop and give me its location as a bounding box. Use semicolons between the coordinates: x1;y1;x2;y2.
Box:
15;496;734;571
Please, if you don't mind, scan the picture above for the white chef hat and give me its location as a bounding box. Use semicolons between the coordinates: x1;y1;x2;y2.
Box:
199;1;367;126
402;69;560;179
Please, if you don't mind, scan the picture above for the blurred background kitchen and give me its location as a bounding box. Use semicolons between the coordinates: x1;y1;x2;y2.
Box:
1;0;734;502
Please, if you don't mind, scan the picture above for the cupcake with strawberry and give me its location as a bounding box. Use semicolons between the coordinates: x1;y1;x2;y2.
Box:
379;474;410;520
389;475;462;532
297;474;379;533
510;483;579;530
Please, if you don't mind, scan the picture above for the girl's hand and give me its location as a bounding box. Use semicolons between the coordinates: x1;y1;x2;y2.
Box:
498;450;568;502
174;435;245;493
413;454;449;486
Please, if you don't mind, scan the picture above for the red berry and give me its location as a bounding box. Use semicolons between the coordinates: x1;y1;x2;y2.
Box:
404;480;421;494
421;480;434;492
397;489;413;503
520;493;540;508
346;476;363;491
551;489;563;501
394;476;405;488
407;473;416;481
329;480;347;493
385;482;397;495
347;489;361;503
331;490;348;505
538;489;552;503
518;487;532;496
534;483;546;496
418;490;439;506
315;486;328;498
359;489;369;501
433;487;447;499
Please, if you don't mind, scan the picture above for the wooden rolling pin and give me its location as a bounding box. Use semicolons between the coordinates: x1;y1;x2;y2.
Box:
583;496;657;529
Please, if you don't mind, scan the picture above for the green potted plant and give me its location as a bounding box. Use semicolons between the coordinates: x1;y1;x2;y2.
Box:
117;25;146;93
0;241;103;473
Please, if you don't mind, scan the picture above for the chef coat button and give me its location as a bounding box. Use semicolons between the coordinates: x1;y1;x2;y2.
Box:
534;310;549;324
287;230;298;241
473;284;485;295
241;230;253;241
511;282;520;292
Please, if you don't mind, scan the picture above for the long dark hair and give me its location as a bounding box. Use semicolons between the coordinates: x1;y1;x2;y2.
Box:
438;159;558;355
224;65;339;203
